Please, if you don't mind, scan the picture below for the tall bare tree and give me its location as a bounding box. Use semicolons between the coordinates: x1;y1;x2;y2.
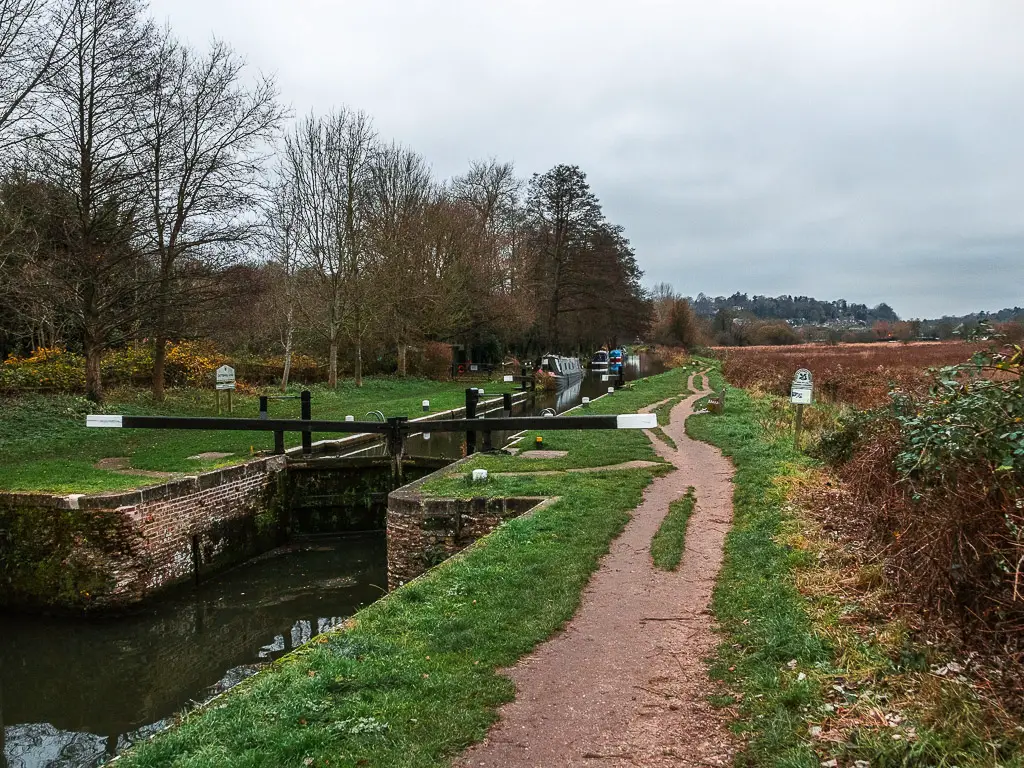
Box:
365;142;433;375
27;0;154;401
135;31;283;399
283;108;375;387
264;174;299;390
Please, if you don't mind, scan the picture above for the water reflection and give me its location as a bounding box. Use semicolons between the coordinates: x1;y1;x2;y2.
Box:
1;537;386;768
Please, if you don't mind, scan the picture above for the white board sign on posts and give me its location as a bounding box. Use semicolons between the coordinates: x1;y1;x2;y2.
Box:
215;365;235;390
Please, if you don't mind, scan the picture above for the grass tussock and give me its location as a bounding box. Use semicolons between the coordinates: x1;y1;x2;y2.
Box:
650;486;696;571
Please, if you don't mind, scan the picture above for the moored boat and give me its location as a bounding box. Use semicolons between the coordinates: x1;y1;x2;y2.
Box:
590;349;609;371
539;354;585;384
609;348;624;373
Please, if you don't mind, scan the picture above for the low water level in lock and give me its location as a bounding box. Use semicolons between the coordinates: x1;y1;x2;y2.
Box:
1;537;386;768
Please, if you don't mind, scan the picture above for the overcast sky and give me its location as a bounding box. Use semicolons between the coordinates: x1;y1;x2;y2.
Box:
151;0;1023;319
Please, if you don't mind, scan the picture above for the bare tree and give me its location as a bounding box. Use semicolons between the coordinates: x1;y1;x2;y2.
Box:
27;0;154;401
283;108;375;387
0;0;75;147
365;142;433;375
135;31;284;399
264;174;299;390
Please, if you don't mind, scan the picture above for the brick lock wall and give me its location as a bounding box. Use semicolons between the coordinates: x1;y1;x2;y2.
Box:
385;461;547;588
0;455;287;611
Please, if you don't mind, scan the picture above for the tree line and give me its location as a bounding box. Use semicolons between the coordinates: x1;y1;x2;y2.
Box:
688;292;900;326
0;0;649;401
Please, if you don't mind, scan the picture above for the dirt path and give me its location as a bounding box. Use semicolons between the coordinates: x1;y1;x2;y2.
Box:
457;370;737;767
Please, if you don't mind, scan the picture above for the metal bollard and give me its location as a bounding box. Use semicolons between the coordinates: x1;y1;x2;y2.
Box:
300;390;312;455
465;388;479;455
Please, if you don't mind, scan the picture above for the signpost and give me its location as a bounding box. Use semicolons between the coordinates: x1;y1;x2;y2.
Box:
215;365;235;414
790;368;813;448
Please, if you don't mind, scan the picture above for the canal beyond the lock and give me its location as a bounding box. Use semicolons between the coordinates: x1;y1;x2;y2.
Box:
1;355;662;768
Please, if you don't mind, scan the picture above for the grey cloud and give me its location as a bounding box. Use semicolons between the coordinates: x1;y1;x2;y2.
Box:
151;0;1024;318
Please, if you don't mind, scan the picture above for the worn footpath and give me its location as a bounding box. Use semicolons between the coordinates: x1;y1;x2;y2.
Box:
458;370;738;767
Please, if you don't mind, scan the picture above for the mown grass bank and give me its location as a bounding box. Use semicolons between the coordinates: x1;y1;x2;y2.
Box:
689;365;1024;767
113;366;695;768
0;379;486;493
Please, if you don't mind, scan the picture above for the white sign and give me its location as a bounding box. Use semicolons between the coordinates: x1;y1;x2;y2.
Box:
503;374;514;382
793;368;813;385
790;383;813;404
215;365;235;390
469;364;478;372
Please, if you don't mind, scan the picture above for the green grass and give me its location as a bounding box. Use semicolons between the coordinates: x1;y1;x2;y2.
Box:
687;376;826;766
654;394;684;426
112;366;697;768
650;486;696;570
650;426;677;449
688;363;1024;767
0;379;503;493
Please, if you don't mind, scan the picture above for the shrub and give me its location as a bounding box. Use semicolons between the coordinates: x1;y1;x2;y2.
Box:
102;345;153;386
829;346;1024;658
0;347;86;392
163;340;227;387
408;342;453;381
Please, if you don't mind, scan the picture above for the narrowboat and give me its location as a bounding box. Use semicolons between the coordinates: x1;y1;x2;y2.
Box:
539;354;585;384
590;349;609;371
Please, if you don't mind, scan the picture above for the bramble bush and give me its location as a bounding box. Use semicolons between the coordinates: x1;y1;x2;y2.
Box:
819;345;1024;664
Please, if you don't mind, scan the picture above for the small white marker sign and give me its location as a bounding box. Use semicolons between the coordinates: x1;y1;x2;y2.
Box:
215;365;236;390
790;368;813;404
790;385;813;405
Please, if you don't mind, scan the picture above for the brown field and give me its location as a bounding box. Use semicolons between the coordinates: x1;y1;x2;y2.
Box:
715;341;983;407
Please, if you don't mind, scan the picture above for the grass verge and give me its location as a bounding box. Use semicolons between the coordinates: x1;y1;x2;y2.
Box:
688;363;1024;767
650;486;696;571
650;426;677;449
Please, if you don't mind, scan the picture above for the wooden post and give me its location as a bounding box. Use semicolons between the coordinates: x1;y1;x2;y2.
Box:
227;388;233;414
794;403;805;449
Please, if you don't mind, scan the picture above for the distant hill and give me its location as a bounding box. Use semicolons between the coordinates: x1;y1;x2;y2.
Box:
686;292;899;327
925;307;1024;324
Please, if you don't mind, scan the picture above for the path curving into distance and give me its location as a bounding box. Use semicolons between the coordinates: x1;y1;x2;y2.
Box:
457;369;737;767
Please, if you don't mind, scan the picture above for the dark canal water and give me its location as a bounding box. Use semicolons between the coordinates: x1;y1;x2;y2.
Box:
1;354;661;768
1;537;386;768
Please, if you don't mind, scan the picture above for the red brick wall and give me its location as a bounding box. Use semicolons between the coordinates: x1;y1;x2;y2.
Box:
0;455;287;611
